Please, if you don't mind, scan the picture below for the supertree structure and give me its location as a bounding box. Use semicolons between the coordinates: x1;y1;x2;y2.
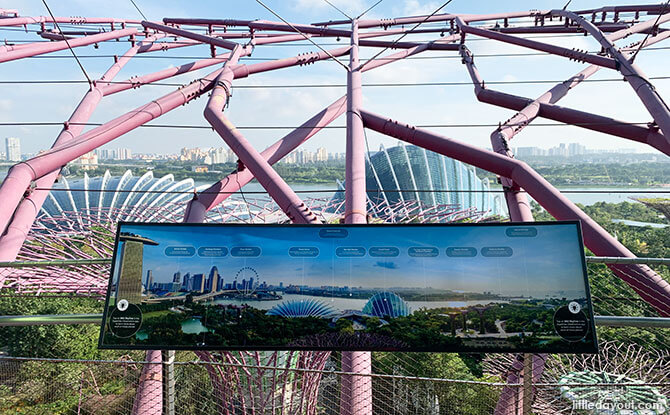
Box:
484;340;670;413
0;4;669;415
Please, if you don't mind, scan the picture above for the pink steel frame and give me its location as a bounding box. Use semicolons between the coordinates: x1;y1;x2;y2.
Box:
1;5;670;415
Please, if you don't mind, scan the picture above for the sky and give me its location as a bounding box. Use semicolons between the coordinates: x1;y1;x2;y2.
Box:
1;0;669;158
112;223;588;298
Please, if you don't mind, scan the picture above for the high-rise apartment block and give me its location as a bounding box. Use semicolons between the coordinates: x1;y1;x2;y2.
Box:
5;137;20;161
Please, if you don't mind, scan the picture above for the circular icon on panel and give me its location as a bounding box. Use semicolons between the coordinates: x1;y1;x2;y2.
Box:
568;301;581;314
553;304;589;342
108;303;143;338
117;299;129;312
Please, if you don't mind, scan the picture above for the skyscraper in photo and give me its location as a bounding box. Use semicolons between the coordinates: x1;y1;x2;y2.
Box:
145;270;153;291
192;274;205;293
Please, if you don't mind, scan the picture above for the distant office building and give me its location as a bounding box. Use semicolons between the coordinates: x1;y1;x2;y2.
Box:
516;147;546;157
173;272;181;284
192;273;205;293
154;282;179;292
205;266;222;292
182;273;192;291
74;151;99;170
116;148;132;160
96;148;114;160
145;270;153;291
5;137;20;161
316;147;328;162
568;143;586;156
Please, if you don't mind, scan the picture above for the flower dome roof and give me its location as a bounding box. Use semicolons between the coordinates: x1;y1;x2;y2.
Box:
41;170;196;223
267;299;337;318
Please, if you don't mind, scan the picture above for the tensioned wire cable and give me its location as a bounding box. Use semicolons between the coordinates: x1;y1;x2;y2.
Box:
39;0;92;84
32;188;670;195
1;75;669;87
0;121;660;129
9;46;670;60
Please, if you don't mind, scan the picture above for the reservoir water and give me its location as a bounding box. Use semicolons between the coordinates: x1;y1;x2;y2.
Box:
200;181;670;207
211;293;506;312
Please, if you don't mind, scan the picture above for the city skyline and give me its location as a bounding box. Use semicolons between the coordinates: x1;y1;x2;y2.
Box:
112;223;589;298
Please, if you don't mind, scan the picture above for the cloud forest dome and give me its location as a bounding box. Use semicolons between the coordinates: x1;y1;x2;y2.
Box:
332;144;505;219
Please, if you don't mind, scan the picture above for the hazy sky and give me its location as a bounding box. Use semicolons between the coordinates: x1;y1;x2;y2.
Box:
1;0;669;157
112;223;588;297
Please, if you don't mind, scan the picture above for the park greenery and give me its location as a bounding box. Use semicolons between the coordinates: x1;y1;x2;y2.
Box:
66;160;347;184
102;299;589;354
0;199;668;413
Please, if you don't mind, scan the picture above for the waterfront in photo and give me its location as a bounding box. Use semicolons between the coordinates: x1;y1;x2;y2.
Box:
210;293;509;312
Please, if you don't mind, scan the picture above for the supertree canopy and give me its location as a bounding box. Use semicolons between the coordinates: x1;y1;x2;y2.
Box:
362;291;411;319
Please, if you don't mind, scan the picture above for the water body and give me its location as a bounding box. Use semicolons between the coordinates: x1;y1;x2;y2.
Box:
611;219;669;228
181;317;210;334
198;181;669;207
210;293;507;312
135;317;209;339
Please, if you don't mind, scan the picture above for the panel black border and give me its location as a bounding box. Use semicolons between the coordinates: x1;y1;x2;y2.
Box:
98;221;598;354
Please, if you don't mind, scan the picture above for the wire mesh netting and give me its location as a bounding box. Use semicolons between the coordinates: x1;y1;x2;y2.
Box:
1;349;668;414
1;240;669;414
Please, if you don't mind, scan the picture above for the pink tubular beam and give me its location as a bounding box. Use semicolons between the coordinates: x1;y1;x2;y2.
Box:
361;109;670;316
455;18;618;70
142;21;239;50
341;20;372;415
551;10;670;143
0;16;137;27
0;35;163;263
313;10;546;29
131;350;162;415
459;19;670;156
0;28;138;63
0;64;232;237
203;46;320;224
232;46;351;79
183;95;347;222
344;21;367;225
101;52;233;96
249;20;351;38
476;89;670;156
184;31;437;221
358;39;459;50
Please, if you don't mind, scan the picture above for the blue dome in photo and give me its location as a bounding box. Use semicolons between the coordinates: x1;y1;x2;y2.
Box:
267;299;337;318
362;292;411;318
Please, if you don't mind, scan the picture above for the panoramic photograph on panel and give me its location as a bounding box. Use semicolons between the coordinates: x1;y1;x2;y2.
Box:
99;223;597;353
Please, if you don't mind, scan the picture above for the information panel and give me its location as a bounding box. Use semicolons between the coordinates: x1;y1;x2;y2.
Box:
99;222;597;353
